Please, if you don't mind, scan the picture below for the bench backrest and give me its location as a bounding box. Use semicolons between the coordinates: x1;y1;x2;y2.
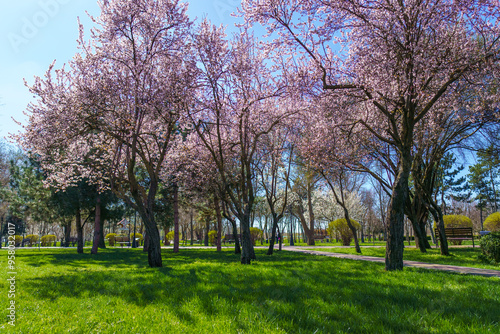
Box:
435;227;473;238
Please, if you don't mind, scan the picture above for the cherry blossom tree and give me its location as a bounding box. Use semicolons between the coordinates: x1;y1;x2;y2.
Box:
242;0;500;270
254;125;294;255
16;0;195;267
188;21;288;264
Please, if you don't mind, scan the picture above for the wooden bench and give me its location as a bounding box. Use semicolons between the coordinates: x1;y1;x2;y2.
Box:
223;234;241;244
434;227;474;248
115;236;130;247
314;235;327;243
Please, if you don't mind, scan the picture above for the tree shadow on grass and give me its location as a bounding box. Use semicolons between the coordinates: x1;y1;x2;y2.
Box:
19;248;500;333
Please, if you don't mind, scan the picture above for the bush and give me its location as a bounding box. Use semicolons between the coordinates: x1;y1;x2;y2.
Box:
130;232;143;245
441;215;473;245
250;227;262;246
41;235;57;247
328;218;361;246
208;230;218;245
14;235;23;246
442;214;472;228
479;232;500;264
484;212;500;232
166;231;174;241
25;234;39;246
106;233;117;246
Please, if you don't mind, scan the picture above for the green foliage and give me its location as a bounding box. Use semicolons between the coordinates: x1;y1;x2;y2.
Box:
328;218;360;246
130;232;143;244
479;232;500;264
208;230;218;245
105;233;117;246
483;212;500;232
435;153;469;211
250;227;262;246
166;231;174;241
467;144;500;211
40;234;56;246
14;235;22;245
442;214;472;228
25;234;39;246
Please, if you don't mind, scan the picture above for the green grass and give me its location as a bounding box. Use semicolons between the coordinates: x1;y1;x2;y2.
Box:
306;246;500;270
0;248;499;333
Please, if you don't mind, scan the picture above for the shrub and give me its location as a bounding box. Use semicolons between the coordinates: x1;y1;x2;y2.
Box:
14;235;23;246
441;215;473;245
130;233;143;245
106;233;117;246
208;230;218;245
328;218;361;246
479;232;500;264
25;234;39;246
250;227;262;246
166;231;174;241
442;214;472;228
484;212;500;232
41;235;57;246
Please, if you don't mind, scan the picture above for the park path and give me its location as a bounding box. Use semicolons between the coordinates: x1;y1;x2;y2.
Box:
283;246;500;278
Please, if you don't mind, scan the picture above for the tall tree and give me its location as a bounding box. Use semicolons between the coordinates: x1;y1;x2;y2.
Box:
17;0;196;267
254;126;293;255
188;21;288;264
242;0;500;270
468;144;500;229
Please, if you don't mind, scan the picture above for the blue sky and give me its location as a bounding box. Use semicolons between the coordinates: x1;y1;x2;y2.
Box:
0;0;241;142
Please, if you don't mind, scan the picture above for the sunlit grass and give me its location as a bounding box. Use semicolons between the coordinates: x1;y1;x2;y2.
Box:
0;248;498;333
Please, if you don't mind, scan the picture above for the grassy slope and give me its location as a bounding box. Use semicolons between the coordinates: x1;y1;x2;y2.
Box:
0;248;498;333
308;247;500;270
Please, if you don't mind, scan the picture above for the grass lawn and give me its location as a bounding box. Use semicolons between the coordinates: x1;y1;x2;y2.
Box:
0;248;499;333
309;246;500;270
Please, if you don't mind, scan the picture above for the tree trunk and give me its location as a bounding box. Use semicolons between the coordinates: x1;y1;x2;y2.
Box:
64;222;72;248
306;181;316;246
76;205;84;254
138;213;162;267
190;209;194;246
91;197;101;255
232;220;241;254
143;232;149;253
204;220;209;246
98;218;106;249
344;208;361;254
240;213;255;264
296;209;315;246
385;162;410;271
406;196;428;252
214;196;222;252
410;219;428;252
267;214;278;255
429;205;450;256
278;225;283;251
173;183;180;253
